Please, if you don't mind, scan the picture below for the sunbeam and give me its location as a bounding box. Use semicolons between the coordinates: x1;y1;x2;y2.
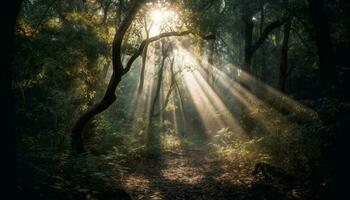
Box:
149;7;180;37
16;1;348;198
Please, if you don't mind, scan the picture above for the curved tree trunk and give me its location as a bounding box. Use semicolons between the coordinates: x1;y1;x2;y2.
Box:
71;0;145;155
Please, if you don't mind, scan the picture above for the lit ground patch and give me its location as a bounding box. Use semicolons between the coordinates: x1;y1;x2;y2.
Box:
161;154;204;184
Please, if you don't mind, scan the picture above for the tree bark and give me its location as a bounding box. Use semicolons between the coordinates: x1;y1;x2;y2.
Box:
308;0;336;96
153;57;176;117
175;80;186;136
75;0;84;12
138;18;151;94
138;43;148;94
259;2;267;81
278;19;291;92
4;0;22;195
243;14;254;72
146;41;169;155
149;41;170;119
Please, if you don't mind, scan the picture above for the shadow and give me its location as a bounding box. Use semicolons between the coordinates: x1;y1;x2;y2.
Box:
121;138;301;200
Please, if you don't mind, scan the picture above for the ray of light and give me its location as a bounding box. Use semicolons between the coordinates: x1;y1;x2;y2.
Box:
177;39;317;121
213;66;285;134
182;66;246;138
128;45;158;123
192;70;246;137
127;34;318;145
141;48;157;120
174;41;318;138
229;63;318;119
182;70;225;135
149;7;180;37
170;43;246;138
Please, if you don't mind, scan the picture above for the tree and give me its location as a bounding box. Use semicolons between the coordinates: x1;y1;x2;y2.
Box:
307;0;336;96
278;18;291;92
3;0;23;195
146;39;170;155
138;17;152;94
240;1;286;73
71;0;145;154
71;0;215;154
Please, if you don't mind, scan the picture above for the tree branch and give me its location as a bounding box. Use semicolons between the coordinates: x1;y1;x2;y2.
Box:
251;20;286;54
123;31;215;74
33;0;59;35
123;31;190;74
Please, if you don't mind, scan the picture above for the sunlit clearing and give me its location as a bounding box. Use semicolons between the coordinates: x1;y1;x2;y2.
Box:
161;163;204;185
149;8;180;36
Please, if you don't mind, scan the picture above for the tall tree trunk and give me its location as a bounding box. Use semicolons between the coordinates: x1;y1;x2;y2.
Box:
243;15;254;72
138;18;151;94
278;19;291;92
149;54;166;121
259;1;267;81
175;81;186;136
208;38;217;84
308;2;345;198
338;0;350;102
75;0;84;12
307;1;346;198
308;0;336;96
147;41;168;155
138;43;149;94
4;0;23;196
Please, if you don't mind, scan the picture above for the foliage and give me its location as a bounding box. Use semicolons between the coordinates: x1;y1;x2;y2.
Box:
13;0;350;198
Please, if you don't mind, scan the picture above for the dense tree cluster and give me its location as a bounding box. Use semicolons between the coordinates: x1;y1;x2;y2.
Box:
8;0;350;199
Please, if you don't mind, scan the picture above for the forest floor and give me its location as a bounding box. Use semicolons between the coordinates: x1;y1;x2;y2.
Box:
120;142;305;200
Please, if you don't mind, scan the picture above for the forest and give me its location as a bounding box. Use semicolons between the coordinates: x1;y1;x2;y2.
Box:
3;0;350;199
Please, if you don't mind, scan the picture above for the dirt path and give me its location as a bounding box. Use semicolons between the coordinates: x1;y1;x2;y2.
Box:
120;144;298;200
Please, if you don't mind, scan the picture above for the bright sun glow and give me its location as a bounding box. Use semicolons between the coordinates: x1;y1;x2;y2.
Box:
149;8;179;36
